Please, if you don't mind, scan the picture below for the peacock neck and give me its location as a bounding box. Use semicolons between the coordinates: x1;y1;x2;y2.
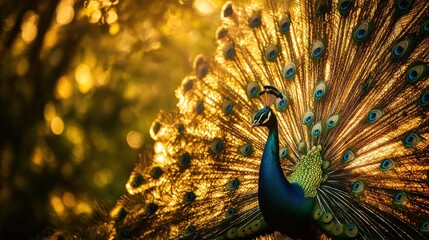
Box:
259;122;283;188
258;115;315;238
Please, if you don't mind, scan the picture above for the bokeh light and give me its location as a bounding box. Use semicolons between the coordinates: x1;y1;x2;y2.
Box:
56;1;75;26
51;116;65;135
0;0;226;238
54;75;74;99
75;63;93;94
21;11;39;44
126;131;144;149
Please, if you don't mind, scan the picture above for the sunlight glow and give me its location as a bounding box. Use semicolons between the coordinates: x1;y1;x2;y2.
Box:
31;147;43;166
50;196;65;214
75;64;93;93
55;75;74;99
16;58;29;76
21;11;39;44
51;116;64;135
75;201;92;215
62;192;76;208
193;0;217;16
56;4;74;25
106;9;118;24
93;168;113;188
126;131;144;149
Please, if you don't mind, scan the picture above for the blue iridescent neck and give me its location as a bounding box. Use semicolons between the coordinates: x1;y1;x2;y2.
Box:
257;112;315;238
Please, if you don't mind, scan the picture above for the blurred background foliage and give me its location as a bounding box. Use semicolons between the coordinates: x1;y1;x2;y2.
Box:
0;0;226;238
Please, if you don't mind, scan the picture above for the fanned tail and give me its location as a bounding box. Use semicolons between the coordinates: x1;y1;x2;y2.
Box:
47;0;429;239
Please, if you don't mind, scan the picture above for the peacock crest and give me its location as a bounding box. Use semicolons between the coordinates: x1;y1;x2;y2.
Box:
50;0;429;239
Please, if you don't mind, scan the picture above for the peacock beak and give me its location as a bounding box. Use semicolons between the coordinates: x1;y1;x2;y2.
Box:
251;123;258;129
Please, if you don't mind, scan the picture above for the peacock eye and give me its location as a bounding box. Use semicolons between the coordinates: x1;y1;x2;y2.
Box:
215;26;228;40
345;224;359;238
279;16;291;34
210;138;224;154
239;144;253;156
193;55;208;79
184;225;196;236
314;81;327;100
224;208;236;219
312;209;323;221
222;100;234;115
393;191;407;205
176;123;185;134
391;38;415;60
223;42;236;59
150;166;163;179
195;101;204;114
418;89;429;106
227;228;237;238
395;0;413;16
275;96;288;111
338;0;352;15
326;113;340;129
246;82;260;97
183;192;196;204
238;226;246;236
351;180;364;193
366;108;382;123
152;121;161;136
302;111;314;125
361;77;374;94
380;159;394;171
321;212;333;223
130;173;144;188
265;44;278;61
282;61;296;79
402;133;420;148
311;40;326;59
249;12;262;28
221;2;234;19
110;205;127;221
279;147;288;158
145;202;158;215
420;220;429;233
311;121;322;137
251;219;261;232
342;150;355;163
316;0;330;16
227;178;240;190
420;19;429;36
405;63;428;84
178;152;191;168
352;20;372;44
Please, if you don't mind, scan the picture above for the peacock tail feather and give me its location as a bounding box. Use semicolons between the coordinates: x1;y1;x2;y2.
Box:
50;0;429;239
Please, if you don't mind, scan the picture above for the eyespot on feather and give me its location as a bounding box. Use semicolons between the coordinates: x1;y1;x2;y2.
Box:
338;0;353;16
311;40;326;59
342;150;355;163
402;133;420;148
246;82;260;98
265;44;278;61
303;111;314;125
282;61;297;79
314;81;327;100
279;16;291;33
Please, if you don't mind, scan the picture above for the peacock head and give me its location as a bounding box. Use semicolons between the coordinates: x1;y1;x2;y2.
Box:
251;85;282;129
252;107;275;128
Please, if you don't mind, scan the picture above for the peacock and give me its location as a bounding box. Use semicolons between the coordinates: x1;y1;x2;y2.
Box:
49;0;429;239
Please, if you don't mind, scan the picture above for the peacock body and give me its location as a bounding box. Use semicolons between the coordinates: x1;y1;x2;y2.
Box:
51;0;429;239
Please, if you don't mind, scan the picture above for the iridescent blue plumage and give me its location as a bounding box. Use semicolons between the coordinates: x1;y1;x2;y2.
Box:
253;106;315;239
